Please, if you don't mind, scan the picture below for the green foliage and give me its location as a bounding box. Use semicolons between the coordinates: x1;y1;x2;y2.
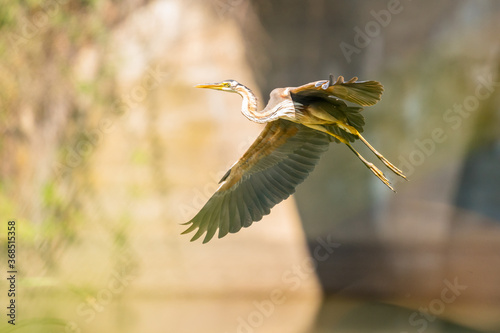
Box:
0;0;136;267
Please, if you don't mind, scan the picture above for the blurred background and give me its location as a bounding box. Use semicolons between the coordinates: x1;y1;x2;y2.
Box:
1;0;500;332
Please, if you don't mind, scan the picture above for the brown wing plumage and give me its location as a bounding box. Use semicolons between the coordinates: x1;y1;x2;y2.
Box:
290;75;384;106
182;119;330;243
290;76;384;143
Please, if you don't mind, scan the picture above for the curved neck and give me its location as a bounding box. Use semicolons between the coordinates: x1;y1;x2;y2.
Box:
235;85;277;123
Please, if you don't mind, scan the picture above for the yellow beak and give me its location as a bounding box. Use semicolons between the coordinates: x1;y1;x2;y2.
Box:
195;83;224;90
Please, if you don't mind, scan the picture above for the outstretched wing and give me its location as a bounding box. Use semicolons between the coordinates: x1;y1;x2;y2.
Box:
182;119;330;243
290;75;384;106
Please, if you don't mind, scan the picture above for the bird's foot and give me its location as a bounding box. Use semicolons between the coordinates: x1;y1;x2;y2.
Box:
366;162;395;192
357;134;407;180
377;154;407;180
315;74;358;90
315;74;335;89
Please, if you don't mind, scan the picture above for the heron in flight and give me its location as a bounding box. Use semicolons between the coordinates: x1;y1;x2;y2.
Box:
183;75;406;243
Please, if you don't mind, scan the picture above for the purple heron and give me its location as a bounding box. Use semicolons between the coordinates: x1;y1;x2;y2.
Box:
183;75;406;243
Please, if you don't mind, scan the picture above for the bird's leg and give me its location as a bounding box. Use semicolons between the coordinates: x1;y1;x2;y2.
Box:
357;134;407;180
333;122;407;180
345;143;395;192
305;124;349;144
306;124;394;191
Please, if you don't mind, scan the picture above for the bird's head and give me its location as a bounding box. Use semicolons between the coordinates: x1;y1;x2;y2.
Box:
195;80;241;93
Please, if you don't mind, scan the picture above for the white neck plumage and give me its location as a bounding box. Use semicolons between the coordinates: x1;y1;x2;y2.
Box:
235;84;280;124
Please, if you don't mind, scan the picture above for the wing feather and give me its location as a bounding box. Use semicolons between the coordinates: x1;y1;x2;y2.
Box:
253;173;281;205
226;195;241;235
290;76;384;106
241;182;264;222
183;119;330;242
263;171;293;196
212;195;230;241
235;189;250;228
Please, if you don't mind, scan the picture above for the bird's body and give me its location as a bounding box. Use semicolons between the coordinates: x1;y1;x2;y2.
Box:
183;75;406;243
